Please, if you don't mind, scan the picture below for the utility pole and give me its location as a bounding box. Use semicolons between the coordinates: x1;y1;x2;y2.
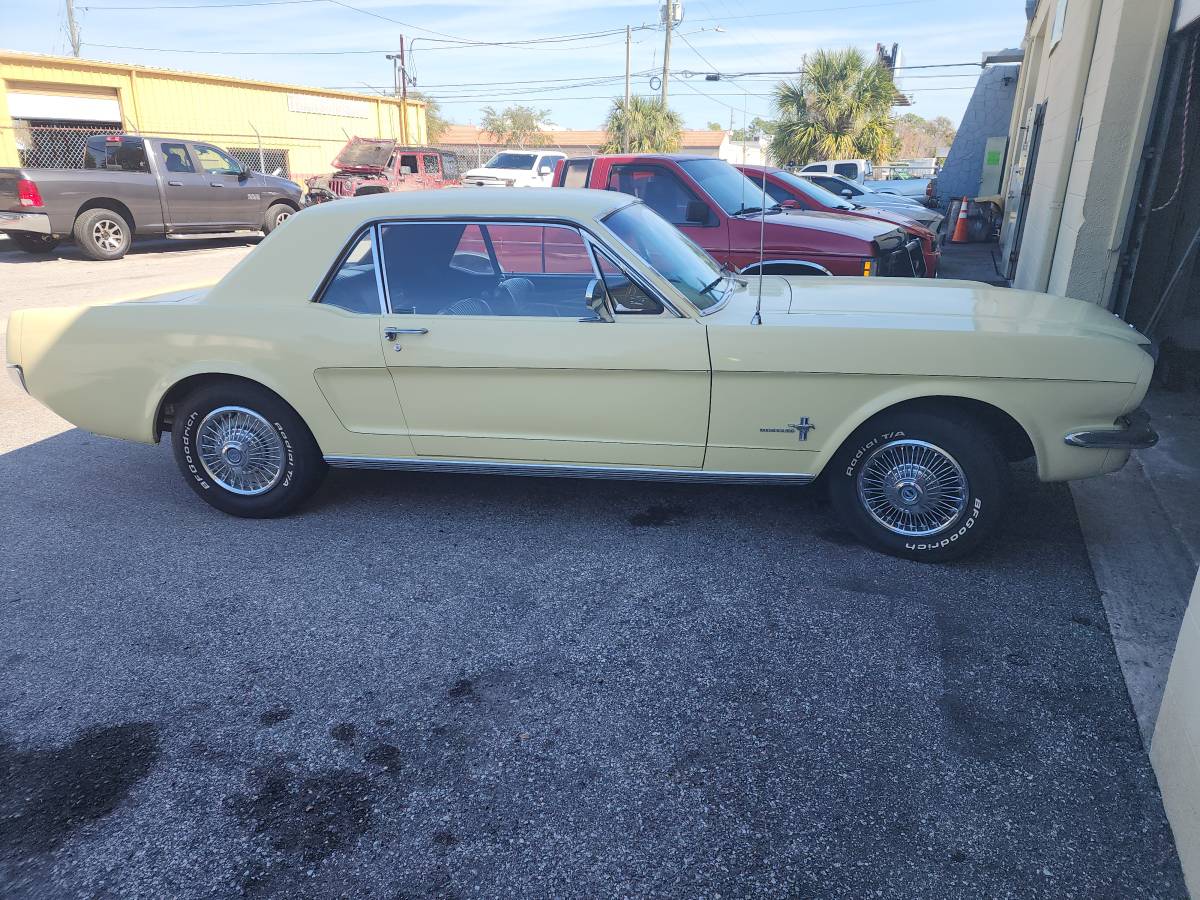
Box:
660;0;678;105
386;37;410;143
65;0;81;57
623;25;631;151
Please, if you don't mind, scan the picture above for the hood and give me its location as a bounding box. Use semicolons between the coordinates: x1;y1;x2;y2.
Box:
768;211;892;243
463;167;528;180
331;138;395;172
708;277;1151;383
781;278;1148;343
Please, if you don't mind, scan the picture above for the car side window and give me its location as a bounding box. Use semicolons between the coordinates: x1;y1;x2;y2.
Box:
562;159;591;188
379;221;600;318
606;165;706;227
194;144;242;175
761;181;794;206
399;154;418;175
834;163;859;179
422;153;441;176
320;233;381;314
802;163;825;172
594;247;664;315
160;142;195;174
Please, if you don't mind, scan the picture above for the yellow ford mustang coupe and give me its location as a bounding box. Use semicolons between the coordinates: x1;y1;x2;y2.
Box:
6;189;1157;560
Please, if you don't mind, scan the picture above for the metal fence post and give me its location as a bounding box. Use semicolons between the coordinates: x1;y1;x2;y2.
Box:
249;121;265;173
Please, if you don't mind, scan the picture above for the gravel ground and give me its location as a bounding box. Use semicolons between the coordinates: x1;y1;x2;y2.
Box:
0;246;1187;898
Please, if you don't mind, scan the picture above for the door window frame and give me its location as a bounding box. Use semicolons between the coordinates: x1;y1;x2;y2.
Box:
311;216;685;319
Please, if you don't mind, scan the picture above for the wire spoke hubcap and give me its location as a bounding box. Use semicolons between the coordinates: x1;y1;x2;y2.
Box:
196;406;285;496
856;438;968;537
93;219;124;252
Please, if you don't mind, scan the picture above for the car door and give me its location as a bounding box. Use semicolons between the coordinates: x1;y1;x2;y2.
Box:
374;218;711;467
603;163;728;265
156;140;217;228
192;143;259;227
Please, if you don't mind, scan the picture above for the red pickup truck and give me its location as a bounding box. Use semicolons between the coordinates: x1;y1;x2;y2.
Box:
552;153;927;278
735;163;942;276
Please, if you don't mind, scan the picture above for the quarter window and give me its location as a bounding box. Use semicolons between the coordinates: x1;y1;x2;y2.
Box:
562;159;591;188
422;153;441;176
594;247;663;315
320;233;381;314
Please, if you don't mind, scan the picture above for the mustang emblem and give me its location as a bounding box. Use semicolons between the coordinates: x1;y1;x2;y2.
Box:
760;417;815;442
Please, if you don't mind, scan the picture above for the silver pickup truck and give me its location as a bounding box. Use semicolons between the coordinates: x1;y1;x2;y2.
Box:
0;134;303;260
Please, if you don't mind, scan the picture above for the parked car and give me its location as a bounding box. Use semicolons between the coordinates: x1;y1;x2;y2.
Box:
799;158;874;182
866;175;935;204
554;154;927;277
7;188;1158;560
0;134;302;260
736;164;945;274
303;138;459;204
462;150;566;188
799;172;934;215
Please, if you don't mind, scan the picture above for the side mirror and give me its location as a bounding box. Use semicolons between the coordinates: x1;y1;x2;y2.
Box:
840;188;854;198
780;198;800;209
538;164;553;176
581;278;614;323
685;200;710;224
237;168;251;180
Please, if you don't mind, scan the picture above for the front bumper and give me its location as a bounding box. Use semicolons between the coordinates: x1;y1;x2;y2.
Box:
0;211;52;235
1064;408;1159;450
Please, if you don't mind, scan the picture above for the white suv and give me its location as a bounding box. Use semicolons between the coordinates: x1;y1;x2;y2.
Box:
462;150;566;188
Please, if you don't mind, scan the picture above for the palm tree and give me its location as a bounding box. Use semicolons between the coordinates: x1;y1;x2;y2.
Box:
602;96;683;153
771;48;899;166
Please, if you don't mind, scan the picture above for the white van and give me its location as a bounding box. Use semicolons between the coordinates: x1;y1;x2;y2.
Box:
799;159;874;184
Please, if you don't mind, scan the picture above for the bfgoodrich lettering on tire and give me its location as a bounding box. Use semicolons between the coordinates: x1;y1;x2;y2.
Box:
170;379;326;517
828;409;1010;561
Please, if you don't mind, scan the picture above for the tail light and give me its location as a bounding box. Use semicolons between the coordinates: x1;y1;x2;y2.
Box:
17;179;43;207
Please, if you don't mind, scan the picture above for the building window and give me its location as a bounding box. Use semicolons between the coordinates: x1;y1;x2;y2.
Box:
1051;0;1069;48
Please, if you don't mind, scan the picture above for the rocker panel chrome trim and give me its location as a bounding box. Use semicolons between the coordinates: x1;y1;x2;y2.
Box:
324;455;816;485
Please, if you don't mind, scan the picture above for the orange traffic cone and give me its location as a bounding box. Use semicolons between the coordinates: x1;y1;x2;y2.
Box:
950;196;971;243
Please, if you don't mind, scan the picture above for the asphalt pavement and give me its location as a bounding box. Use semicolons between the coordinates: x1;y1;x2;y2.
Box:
0;243;1188;898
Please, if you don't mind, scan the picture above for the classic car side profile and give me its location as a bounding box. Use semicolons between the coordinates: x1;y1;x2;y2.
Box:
6;189;1158;560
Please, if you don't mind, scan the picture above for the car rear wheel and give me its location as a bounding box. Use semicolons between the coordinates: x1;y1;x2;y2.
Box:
263;202;294;234
827;410;1010;562
74;208;132;260
171;380;327;517
9;233;60;254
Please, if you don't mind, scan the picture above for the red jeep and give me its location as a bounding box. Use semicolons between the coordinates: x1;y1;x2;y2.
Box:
552;154;928;278
736;163;942;276
304;137;460;205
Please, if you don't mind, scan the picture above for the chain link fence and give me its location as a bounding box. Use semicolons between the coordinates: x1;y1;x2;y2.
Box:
7;120;292;177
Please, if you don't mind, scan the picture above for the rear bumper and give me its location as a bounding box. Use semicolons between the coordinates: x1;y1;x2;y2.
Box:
0;211;52;235
1064;408;1159;450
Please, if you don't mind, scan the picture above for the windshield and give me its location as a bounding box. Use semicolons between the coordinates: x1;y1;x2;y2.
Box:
604;202;731;312
772;169;856;210
677;158;776;215
485;152;538;170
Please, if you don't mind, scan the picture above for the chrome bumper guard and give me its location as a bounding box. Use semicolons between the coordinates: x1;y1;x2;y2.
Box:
0;211;52;235
1064;408;1159;450
6;364;28;394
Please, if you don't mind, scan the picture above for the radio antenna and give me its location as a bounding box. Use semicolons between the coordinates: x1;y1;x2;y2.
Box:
753;167;767;325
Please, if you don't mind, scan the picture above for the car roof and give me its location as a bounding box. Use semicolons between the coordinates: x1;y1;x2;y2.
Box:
206;188;636;306
563;153;718;162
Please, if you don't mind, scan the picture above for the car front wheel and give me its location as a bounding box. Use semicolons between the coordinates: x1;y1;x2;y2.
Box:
171;380;327;517
828;410;1010;562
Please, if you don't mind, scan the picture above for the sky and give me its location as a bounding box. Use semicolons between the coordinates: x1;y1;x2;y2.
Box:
6;0;1029;132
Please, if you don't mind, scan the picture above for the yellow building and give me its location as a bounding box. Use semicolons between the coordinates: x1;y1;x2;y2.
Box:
0;50;426;182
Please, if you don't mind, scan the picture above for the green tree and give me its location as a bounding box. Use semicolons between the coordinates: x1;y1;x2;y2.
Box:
771;48;899;166
706;121;724;131
479;105;553;147
730;116;776;143
408;90;448;143
893;112;956;158
601;96;683;153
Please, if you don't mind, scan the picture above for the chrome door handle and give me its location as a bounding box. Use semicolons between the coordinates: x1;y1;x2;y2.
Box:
210;182;224;187
167;180;183;186
384;327;429;340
